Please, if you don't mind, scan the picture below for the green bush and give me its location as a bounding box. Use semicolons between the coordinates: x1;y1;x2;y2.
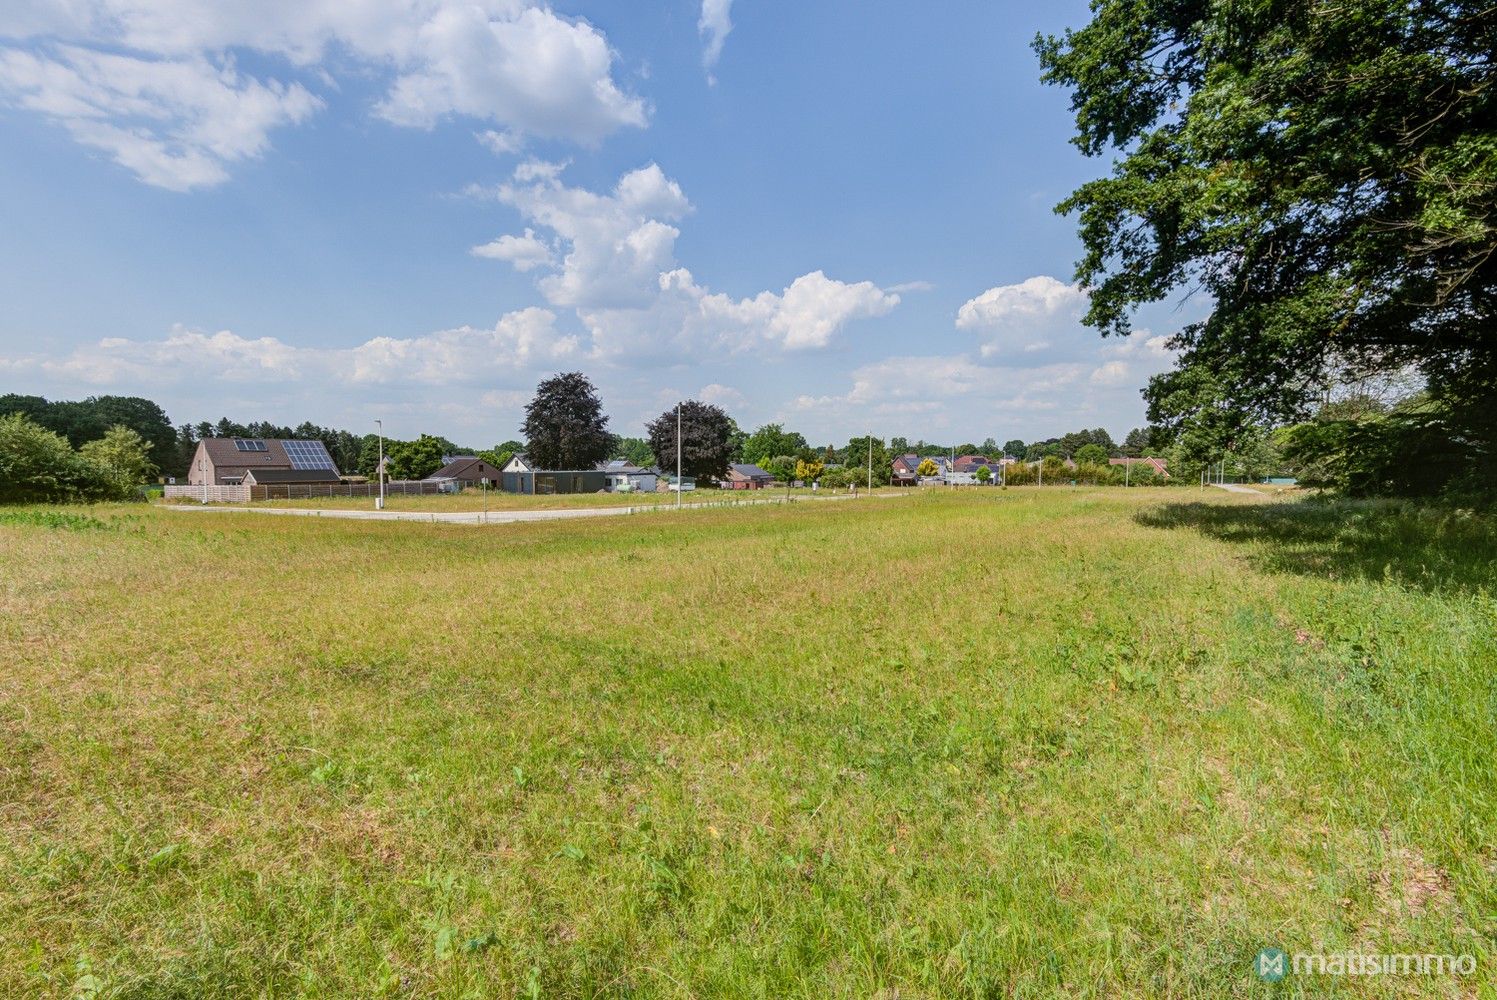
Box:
0;414;149;503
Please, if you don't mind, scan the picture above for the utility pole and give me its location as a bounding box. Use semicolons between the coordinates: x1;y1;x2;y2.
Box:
676;402;682;510
866;432;873;493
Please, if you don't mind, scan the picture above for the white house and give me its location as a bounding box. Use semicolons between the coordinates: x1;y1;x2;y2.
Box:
597;459;658;493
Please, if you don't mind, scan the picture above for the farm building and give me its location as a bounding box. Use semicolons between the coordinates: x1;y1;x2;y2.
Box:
186;437;340;486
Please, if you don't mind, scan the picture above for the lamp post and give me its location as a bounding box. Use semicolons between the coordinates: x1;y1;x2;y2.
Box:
866;432;873;493
375;419;385;510
675;401;682;510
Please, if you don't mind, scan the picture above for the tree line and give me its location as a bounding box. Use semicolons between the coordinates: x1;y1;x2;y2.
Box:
0;379;1282;503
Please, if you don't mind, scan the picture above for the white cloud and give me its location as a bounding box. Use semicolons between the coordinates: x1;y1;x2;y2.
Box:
476;127;523;156
470;228;554;271
952;275;1177;393
698;0;732;83
0;46;320;190
956;275;1084;330
1088;359;1129;386
955;275;1090;361
0;1;646;188
348;307;578;384
372;5;646;140
473;161;899;359
888;280;934;294
781;339;1176;444
6;308;578;388
698;382;743;407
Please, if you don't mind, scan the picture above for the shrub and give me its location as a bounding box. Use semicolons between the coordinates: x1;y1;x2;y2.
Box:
0;414;145;503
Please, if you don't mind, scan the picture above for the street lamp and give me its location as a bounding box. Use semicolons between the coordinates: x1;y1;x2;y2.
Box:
676;402;682;510
375;419;385;510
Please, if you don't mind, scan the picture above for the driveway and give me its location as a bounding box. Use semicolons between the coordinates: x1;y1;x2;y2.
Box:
163;491;900;526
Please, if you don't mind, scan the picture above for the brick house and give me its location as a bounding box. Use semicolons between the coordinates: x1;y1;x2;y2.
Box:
186;437;340;485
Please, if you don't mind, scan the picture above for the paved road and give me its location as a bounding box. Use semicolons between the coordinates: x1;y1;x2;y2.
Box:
165;491;902;526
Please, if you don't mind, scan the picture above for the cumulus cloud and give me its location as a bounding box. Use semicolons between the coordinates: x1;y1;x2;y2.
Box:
698;0;732;82
955;275;1091;361
473;160;899;359
4;308;578;388
372;5;646;139
0;1;646;188
783;325;1179;442
470;228;554;271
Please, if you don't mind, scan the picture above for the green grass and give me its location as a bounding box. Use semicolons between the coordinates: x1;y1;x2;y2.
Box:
2;489;1493;998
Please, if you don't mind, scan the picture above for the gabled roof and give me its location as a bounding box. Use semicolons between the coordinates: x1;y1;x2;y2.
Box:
197;437;340;475
427;457;500;481
728;463;772;479
502;453;534;472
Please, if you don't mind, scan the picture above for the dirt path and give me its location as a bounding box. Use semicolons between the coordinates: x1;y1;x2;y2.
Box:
163;491;905;526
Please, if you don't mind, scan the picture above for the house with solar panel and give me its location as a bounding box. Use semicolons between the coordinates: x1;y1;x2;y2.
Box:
185;437;341;486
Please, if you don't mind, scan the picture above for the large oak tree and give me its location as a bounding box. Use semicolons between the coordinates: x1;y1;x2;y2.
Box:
1037;1;1496;469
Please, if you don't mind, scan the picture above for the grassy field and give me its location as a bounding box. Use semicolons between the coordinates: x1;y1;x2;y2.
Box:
2;489;1493;998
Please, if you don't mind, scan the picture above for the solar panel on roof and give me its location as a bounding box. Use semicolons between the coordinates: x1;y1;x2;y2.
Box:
233;438;267;452
282;439;336;470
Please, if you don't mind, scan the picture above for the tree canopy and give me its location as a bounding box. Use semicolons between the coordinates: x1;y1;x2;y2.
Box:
614;436;655;469
1;394;175;473
1038;0;1497;481
742;424;809;466
521;372;613;471
0;414;151;502
645;400;738;484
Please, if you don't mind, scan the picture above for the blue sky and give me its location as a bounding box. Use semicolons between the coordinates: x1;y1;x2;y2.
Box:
0;0;1196;446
